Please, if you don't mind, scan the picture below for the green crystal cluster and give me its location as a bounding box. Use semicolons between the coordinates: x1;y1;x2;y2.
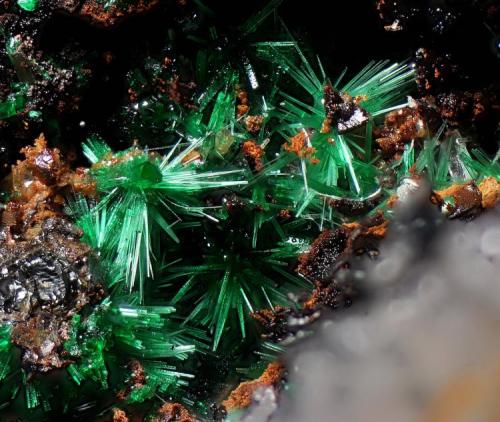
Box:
403;130;500;188
16;0;38;13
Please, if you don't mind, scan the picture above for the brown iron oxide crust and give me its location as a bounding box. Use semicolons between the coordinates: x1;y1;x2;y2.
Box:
432;179;500;220
222;361;284;411
242;139;264;172
374;107;427;157
151;403;197;422
78;0;160;27
251;306;291;343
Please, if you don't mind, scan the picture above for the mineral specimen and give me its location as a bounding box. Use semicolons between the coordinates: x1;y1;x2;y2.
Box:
0;136;100;372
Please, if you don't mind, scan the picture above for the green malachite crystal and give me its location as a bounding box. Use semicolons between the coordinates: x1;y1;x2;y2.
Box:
0;94;24;118
27;109;41;119
0;84;27;119
0;325;11;382
76;138;247;299
16;0;38;12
